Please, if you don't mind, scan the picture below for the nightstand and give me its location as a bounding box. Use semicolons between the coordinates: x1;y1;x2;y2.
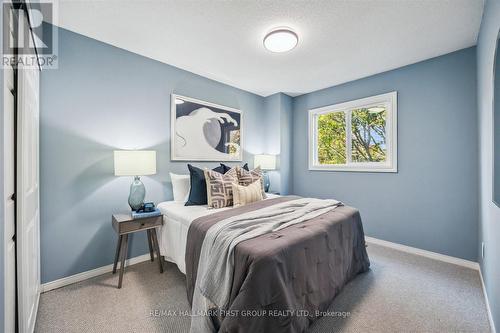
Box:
112;213;164;288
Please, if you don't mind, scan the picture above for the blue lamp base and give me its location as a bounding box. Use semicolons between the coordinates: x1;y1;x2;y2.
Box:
263;171;270;192
128;176;145;211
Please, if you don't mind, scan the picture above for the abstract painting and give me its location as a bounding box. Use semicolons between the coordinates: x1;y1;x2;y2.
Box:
171;94;243;161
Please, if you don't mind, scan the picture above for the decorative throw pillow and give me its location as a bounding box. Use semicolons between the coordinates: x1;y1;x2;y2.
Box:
236;166;266;198
185;164;226;206
232;180;264;207
220;163;249;174
204;167;238;208
170;172;190;203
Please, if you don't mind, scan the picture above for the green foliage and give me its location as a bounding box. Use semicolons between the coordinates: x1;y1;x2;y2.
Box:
317;108;386;165
317;112;346;164
351;109;386;162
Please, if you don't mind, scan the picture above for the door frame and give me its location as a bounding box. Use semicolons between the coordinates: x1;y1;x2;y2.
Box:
12;2;42;332
3;1;19;332
3;58;19;333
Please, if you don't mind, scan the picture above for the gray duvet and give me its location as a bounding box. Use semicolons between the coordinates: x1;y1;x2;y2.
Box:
186;196;370;333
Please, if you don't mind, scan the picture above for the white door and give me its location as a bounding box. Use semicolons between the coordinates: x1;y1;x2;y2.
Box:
4;53;17;333
16;10;41;333
4;3;17;331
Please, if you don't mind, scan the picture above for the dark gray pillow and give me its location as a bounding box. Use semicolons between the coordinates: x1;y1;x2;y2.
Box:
220;163;249;174
185;164;225;206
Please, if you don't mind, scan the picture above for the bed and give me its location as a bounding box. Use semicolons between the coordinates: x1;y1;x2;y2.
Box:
157;195;370;333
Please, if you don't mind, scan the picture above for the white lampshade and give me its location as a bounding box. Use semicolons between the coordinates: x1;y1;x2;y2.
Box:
254;154;277;170
114;150;157;176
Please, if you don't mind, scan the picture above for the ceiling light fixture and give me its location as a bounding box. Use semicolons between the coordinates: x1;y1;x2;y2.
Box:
263;28;298;53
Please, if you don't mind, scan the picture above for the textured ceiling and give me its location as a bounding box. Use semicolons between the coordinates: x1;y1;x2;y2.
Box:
53;0;484;97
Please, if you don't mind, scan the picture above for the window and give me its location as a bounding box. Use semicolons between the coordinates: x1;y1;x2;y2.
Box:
309;91;397;172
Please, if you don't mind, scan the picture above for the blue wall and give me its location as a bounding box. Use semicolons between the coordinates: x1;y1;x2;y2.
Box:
477;0;500;329
262;93;293;194
262;94;281;192
39;27;268;283
292;47;478;261
279;93;293;194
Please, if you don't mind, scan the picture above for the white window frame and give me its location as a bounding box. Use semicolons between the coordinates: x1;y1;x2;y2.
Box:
308;91;398;172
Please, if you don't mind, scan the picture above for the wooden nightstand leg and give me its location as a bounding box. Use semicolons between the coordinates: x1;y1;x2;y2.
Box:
118;234;129;289
151;229;163;273
147;229;154;262
112;235;123;274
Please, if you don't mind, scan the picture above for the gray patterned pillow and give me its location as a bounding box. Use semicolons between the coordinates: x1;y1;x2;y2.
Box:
236;166;266;198
204;167;238;208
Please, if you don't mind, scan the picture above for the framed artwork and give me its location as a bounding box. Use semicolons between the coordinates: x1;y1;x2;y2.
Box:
171;94;243;161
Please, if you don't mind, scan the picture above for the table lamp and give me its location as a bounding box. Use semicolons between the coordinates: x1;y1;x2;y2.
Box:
114;150;157;211
254;154;276;192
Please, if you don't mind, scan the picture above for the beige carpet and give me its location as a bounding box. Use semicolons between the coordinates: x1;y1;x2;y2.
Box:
35;244;491;333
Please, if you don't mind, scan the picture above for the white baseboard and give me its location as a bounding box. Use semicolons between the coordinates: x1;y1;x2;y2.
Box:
479;267;497;333
366;236;497;333
365;236;479;270
40;254;151;293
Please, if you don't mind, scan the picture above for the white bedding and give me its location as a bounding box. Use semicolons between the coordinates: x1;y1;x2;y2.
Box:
157;194;278;274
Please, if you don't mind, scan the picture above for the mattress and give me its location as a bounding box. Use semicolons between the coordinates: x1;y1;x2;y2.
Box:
157;194;278;274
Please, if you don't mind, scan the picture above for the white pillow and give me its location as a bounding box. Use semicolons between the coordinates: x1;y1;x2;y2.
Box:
170;172;190;203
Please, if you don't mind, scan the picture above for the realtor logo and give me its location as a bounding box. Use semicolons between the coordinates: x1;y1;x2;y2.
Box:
2;1;58;69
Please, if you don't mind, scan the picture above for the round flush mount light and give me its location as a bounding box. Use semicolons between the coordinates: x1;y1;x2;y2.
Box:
263;28;298;53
